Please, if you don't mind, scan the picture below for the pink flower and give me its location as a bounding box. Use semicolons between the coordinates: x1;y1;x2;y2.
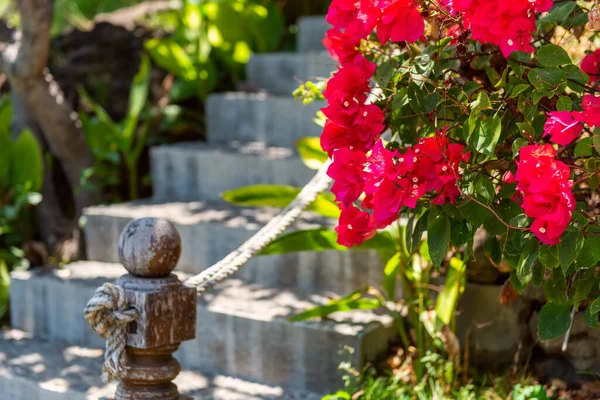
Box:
582;95;600;128
543;111;584;146
581;50;600;83
498;18;535;57
515;144;574;244
323;28;361;64
336;204;376;247
376;1;424;44
327;148;367;205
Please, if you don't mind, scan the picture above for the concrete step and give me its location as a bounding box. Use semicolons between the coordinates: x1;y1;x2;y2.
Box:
0;329;323;399
83;199;384;295
297;16;329;53
246;53;334;95
10;263;396;394
150;141;315;202
205;93;323;147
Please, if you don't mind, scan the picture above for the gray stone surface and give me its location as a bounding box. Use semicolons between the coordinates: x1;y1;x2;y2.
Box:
246;53;334;95
0;329;322;399
297;16;330;53
205;94;323;147
150;142;315;202
83;200;384;295
454;282;526;367
10;263;396;393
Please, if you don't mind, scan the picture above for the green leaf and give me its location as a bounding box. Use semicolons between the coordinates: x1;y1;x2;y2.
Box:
574;137;593;157
473;114;502;157
558;231;584;272
260;228;397;262
0;261;9;320
539;245;560;269
145;38;197;81
537;44;572;67
123;55;151;140
290;292;382;322
470;92;492;113
556;96;572;112
427;209;450;268
222;185;340;219
411;210;429;253
528;67;567;92
585;302;600;328
576;236;600;270
510;84;530;98
0;131;11;191
564;64;589;92
296;137;328;170
435;257;466;325
382;252;402;300
538;302;572;341
517;241;539;283
10;129;43;192
475;176;496;201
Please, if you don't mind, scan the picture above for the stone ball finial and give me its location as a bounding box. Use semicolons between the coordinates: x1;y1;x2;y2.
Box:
118;218;182;278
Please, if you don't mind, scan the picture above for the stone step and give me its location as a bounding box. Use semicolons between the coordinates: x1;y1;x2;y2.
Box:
205;93;323;147
83;200;384;295
10;263;396;394
150;141;315;202
0;329;323;399
246;53;334;95
297;16;329;53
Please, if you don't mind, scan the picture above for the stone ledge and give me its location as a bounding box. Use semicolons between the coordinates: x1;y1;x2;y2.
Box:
150;141;315;202
0;329;322;399
204;94;324;147
10;265;396;393
83;200;383;295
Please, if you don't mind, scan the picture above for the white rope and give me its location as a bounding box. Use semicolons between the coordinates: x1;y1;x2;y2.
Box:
83;283;139;382
184;160;332;293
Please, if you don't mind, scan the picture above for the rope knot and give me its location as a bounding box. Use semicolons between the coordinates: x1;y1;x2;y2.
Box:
84;282;138;382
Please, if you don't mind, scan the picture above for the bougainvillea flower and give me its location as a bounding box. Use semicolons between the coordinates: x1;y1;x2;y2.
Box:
543;111;584;146
582;94;600;127
336;204;376;247
581;50;600;83
376;2;425;44
516;144;574;244
323;28;362;64
327;148;367;205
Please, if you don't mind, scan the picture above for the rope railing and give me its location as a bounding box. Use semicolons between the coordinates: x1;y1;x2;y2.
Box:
84;160;332;389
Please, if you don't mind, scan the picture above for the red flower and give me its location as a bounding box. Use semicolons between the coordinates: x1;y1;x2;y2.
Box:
371;177;408;228
582;95;600;128
543;111;584;146
336;204;376;247
328;148;367;205
323;28;361;64
581;50;600;84
515;144;574;244
498;18;535;57
376;1;424;44
327;0;360;29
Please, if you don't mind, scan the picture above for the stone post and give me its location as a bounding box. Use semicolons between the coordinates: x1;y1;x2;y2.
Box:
114;217;197;399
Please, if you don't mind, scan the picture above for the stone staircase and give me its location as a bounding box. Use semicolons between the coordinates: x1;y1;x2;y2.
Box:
1;16;396;399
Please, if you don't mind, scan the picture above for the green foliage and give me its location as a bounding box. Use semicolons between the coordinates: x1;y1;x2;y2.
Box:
79;56;151;201
222;184;340;218
0;97;44;320
147;0;284;102
323;351;552;400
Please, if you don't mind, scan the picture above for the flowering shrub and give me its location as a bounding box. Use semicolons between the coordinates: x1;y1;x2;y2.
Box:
320;0;600;340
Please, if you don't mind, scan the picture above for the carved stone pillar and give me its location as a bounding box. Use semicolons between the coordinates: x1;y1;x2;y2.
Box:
114;217;197;400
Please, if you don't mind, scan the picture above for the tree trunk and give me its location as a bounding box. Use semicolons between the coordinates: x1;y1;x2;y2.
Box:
2;0;98;259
